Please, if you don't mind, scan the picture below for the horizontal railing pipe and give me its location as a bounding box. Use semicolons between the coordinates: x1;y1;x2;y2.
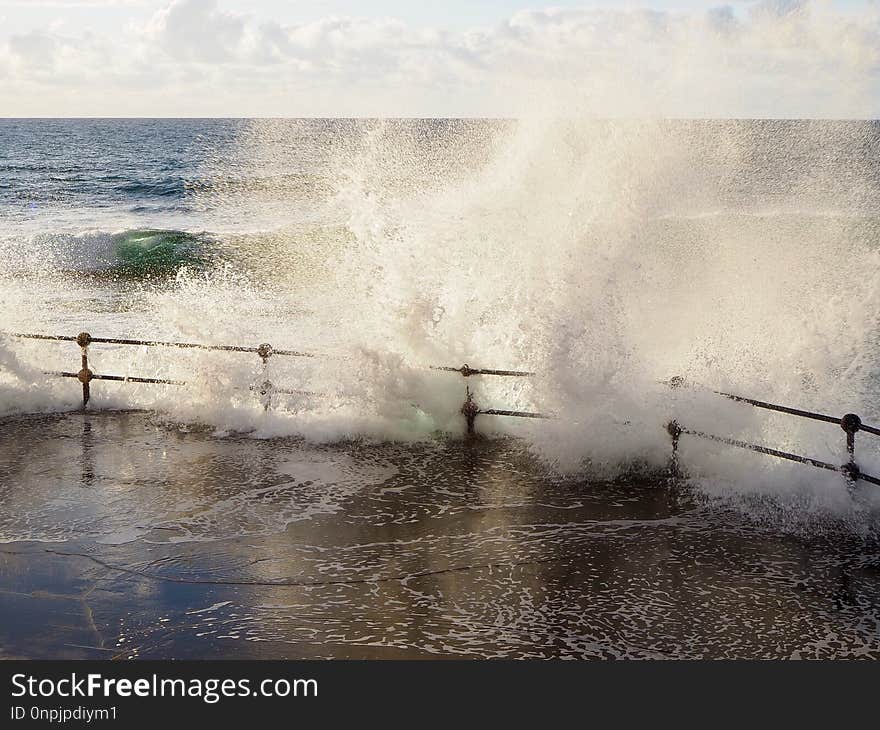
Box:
713;391;842;426
9;333;78;343
48;371;187;386
666;422;880;487
8;332;313;358
856;422;880;438
480;409;549;420
665;377;880;488
431;364;535;378
666;376;880;436
7;331;880;489
681;426;841;473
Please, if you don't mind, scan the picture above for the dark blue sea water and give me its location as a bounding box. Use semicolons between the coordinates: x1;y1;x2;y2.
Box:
0;119;230;227
0;118;494;236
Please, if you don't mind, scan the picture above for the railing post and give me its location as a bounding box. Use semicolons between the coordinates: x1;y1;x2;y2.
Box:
840;413;862;485
666;377;685;478
257;343;274;411
75;332;93;410
666;420;682;477
461;386;479;436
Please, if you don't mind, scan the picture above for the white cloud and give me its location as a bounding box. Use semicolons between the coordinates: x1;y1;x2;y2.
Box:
7;31;58;70
0;0;145;8
0;0;878;117
0;1;144;6
146;0;245;62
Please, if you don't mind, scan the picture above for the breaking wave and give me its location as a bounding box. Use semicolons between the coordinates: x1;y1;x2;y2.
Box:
1;228;212;278
3;117;880;523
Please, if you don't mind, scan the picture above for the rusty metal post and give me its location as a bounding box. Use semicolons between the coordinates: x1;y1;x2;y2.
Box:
840;413;862;485
257;343;274;411
461;386;479;436
666;420;682;477
666;377;684;478
76;332;93;410
257;343;273;364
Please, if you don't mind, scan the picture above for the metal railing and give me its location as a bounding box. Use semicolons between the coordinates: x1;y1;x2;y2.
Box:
664;376;880;487
4;331;879;489
3;332;540;422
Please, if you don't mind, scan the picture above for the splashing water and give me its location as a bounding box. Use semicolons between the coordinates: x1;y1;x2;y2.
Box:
283;117;880;514
2;115;880;524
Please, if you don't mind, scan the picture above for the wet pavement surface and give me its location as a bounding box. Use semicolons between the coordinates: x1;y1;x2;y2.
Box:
1;411;878;659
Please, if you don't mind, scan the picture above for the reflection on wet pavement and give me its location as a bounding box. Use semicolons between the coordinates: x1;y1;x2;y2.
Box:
0;411;878;659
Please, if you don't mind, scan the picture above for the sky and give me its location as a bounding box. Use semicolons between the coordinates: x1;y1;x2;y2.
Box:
0;0;878;117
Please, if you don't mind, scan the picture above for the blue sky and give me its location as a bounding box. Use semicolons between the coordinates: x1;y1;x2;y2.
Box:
0;1;878;117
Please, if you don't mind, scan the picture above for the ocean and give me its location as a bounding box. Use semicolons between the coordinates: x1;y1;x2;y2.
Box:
0;118;879;658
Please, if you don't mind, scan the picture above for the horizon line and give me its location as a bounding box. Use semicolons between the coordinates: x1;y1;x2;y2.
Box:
2;116;880;122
